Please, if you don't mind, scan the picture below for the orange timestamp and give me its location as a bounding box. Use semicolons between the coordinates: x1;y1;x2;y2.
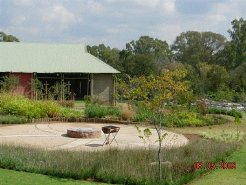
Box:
194;161;236;170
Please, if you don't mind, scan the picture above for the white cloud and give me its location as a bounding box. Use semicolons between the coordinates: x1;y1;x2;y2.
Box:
43;5;76;25
162;0;176;14
152;24;182;44
14;0;32;6
11;15;26;25
86;0;105;14
207;14;226;22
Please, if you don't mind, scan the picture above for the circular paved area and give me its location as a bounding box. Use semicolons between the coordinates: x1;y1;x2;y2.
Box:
0;122;189;151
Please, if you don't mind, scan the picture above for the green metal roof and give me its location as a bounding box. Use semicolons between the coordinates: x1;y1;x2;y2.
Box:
0;42;120;73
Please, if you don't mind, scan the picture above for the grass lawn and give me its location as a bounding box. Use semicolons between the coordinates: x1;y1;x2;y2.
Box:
174;112;246;185
0;168;107;185
188;144;246;185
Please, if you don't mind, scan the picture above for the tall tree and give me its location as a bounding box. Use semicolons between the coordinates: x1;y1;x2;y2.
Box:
123;36;172;76
227;18;246;68
0;32;19;42
87;44;122;71
172;31;226;70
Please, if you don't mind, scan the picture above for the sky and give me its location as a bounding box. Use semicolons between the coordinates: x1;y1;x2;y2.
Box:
0;0;246;49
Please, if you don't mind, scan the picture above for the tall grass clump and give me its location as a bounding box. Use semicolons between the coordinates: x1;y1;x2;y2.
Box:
0;115;28;124
84;103;121;118
0;93;81;121
0;139;239;185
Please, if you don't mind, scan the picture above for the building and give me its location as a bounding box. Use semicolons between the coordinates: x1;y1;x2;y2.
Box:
0;42;119;104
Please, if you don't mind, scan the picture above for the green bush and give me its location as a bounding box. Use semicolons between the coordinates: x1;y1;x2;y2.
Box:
165;110;204;127
133;105;227;127
133;106;153;122
0;93;81;121
0;140;239;185
84;103;121;118
60;108;82;120
208;108;242;118
0;115;28;124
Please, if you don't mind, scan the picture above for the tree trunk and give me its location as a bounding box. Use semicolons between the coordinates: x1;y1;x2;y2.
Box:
155;124;162;180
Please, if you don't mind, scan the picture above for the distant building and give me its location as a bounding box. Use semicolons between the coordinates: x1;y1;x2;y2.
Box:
0;42;119;104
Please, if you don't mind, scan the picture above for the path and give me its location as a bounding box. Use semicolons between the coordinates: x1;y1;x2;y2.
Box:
0;122;188;151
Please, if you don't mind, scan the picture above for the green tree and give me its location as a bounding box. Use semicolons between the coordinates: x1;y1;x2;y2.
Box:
172;31;226;70
227;18;246;68
0;32;19;42
230;62;246;91
123;36;172;76
120;69;190;180
87;44;123;71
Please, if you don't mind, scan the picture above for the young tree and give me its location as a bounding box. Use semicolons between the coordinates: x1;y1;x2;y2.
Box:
0;32;19;42
120;69;190;180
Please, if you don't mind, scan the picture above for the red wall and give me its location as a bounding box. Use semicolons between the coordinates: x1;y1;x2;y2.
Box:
11;73;32;97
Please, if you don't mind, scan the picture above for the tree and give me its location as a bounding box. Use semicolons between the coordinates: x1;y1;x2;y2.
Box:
120;69;190;180
186;63;229;95
123;36;172;76
230;62;246;91
87;44;123;71
0;32;19;42
122;54;156;76
227;18;246;68
172;31;226;70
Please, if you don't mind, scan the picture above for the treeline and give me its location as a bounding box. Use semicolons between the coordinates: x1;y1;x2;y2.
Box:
87;18;246;102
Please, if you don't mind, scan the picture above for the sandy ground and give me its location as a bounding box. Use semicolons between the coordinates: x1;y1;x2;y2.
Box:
0;122;189;151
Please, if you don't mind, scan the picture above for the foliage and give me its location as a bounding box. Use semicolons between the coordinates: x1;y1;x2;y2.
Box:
165;110;226;127
230;63;246;93
202;130;244;142
48;82;71;101
133;106;153;122
196;100;208;115
0;32;19;42
0;93;80;120
209;86;237;102
0;75;19;93
0;115;28;124
172;31;226;67
208;108;242;118
30;78;44;100
121;69;191;180
227;18;246;69
186;63;229;95
0;140;239;185
60;108;82;120
84;103;121;119
87;44;123;72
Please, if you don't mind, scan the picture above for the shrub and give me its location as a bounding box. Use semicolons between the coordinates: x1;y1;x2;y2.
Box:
209;108;242;118
165;110;204;127
61;108;82;120
0;115;28;124
0;93;81;121
84;103;121;118
0;75;19;93
196;100;208;115
119;104;135;121
133;106;153;122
